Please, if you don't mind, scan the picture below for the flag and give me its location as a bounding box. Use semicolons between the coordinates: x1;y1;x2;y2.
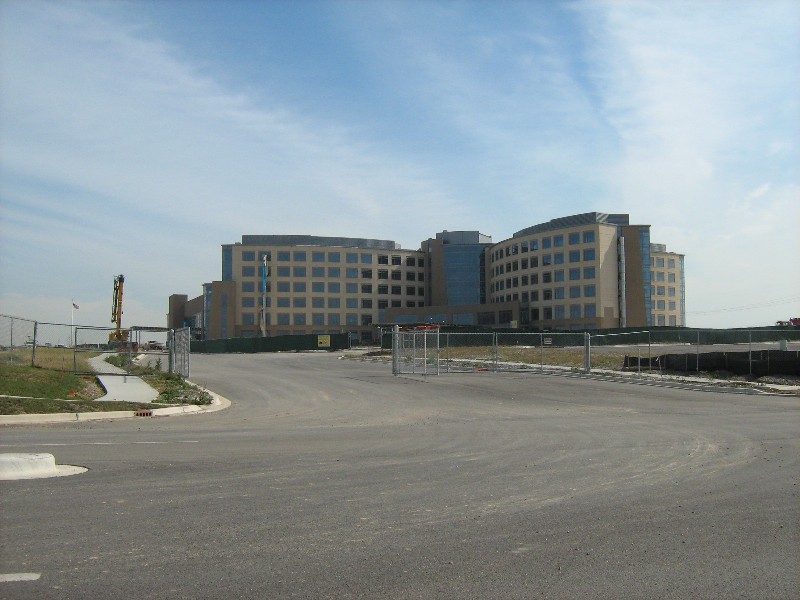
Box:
72;302;79;310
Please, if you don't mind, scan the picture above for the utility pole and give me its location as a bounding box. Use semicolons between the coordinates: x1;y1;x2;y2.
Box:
260;254;270;337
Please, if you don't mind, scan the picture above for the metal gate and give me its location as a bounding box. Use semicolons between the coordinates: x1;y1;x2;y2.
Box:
391;326;440;375
169;327;191;378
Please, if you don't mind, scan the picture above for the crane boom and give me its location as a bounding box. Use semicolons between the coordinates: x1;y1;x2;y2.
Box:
109;274;129;345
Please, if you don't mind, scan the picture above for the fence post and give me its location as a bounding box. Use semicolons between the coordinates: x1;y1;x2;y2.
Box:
540;332;544;372
648;330;652;373
392;325;399;375
584;332;591;373
493;331;498;372
9;317;13;365
748;330;752;377
696;330;701;373
31;321;38;367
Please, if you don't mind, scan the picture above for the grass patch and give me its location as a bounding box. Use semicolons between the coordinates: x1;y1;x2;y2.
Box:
104;354;212;405
0;362;103;402
0;396;153;415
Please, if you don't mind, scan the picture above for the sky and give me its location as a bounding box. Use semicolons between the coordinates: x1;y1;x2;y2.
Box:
1;0;798;331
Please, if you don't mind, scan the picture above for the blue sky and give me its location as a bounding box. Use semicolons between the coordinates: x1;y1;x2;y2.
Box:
1;0;798;330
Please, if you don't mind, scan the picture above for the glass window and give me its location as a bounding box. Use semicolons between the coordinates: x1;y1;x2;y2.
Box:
657;315;666;326
656;258;665;268
657;286;665;296
346;298;358;309
294;313;306;325
669;301;676;311
583;267;595;279
378;269;388;279
328;252;340;262
569;250;581;263
329;313;341;325
542;254;552;266
346;314;358;325
242;266;255;277
242;297;255;308
312;251;325;262
521;241;529;252
543;272;552;283
668;258;676;269
391;300;401;308
361;254;373;264
554;270;564;282
406;257;416;267
543;289;553;301
311;282;324;293
582;231;595;243
312;297;325;308
346;253;358;264
555;288;565;300
346;283;358;294
542;237;552;249
668;287;676;297
346;268;358;278
553;235;564;247
418;258;425;267
361;299;372;309
391;271;402;280
361;269;372;279
293;297;306;308
583;248;595;261
293;267;306;277
530;239;539;251
328;298;340;308
391;285;402;295
277;282;290;293
554;253;564;264
328;282;340;294
669;315;677;326
277;251;290;262
293;282;306;293
277;313;290;325
378;255;389;265
242;251;255;261
294;251;306;262
406;272;416;281
657;272;665;281
570;286;581;298
584;285;596;297
361;284;372;294
277;297;290;307
328;267;340;278
312;267;325;278
568;232;580;245
378;284;388;294
569;268;581;281
312;313;325;325
570;304;581;318
584;303;596;318
668;273;676;283
657;300;665;310
242;281;255;292
242;313;255;325
276;266;290;277
555;306;565;319
391;256;401;265
406;286;416;295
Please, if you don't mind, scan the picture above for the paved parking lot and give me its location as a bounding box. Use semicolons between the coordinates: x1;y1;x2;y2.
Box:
1;352;798;598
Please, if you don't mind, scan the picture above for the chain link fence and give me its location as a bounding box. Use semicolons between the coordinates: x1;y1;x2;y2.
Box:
390;326;800;377
1;314;190;377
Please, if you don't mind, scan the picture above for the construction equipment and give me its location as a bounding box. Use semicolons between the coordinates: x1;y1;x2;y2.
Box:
109;274;130;346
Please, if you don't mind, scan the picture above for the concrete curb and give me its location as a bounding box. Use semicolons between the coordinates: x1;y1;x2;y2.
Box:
0;453;87;480
0;384;231;426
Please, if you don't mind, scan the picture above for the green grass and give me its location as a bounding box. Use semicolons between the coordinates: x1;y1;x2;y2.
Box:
0;396;154;415
0;362;102;401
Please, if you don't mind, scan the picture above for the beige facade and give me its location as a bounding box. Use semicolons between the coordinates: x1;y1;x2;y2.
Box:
649;244;686;327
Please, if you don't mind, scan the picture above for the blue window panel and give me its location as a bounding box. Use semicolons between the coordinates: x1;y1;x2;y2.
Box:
584;285;596;297
277;282;290;292
328;267;341;278
293;267;306;277
294;251;306;262
277;266;290;277
328;252;340;262
582;231;595;243
583;248;596;261
242;251;255;261
277;251;290;262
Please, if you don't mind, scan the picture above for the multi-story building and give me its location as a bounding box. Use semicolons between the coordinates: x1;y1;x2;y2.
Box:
649;243;686;327
168;212;686;339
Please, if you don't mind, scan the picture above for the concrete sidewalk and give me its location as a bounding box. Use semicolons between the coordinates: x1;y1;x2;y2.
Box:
88;353;159;403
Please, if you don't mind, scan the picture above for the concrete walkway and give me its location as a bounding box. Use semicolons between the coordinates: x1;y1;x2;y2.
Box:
88;353;159;403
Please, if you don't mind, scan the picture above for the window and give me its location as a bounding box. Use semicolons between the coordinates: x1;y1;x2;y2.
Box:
294;313;306;325
378;269;388;279
569;232;580;245
521;258;528;269
391;256;401;265
361;254;372;264
312;251;325;262
329;314;340;326
378;255;389;265
584;303;596;318
569;250;581;263
242;282;255;292
293;267;306;278
583;248;595;261
312;313;325;325
361;284;372;294
277;298;290;308
242;251;255;261
530;239;539;251
583;267;595;279
657;315;666;326
346;268;358;278
346;283;358;294
570;304;581;318
293;297;306;308
569;268;581;281
293;282;306;293
418;287;425;296
346;314;358;325
656;258;665;268
521;241;529;252
584;285;596;297
346;298;358;309
242;266;255;277
242;313;255;325
543;272;552;283
554;253;564;264
242;297;255;308
531;274;538;284
582;231;595;244
521;275;529;285
569;286;581;298
346;253;358;263
276;266;290;277
311;267;325;278
406;286;416;295
328;252;340;263
294;251;306;262
668;258;676;269
543;289;553;301
657;272;665;281
406;272;416;281
668;273;676;283
555;306;565;319
361;299;372;309
391;300;401;307
657;300;665;310
391;285;402;295
418;258;424;267
406;257;416;267
391;271;402;280
554;288;565;300
361;314;373;325
277;313;290;325
328;282;340;294
554;270;564;282
361;269;372;279
669;315;677;326
530;257;538;268
669;301;676;311
277;251;290;262
657;286;665;296
543;307;553;320
328;298;340;309
277;282;290;293
542;237;552;249
542;254;552;266
312;297;325;308
378;284;388;295
668;287;676;297
553;235;564;247
531;290;539;301
327;267;340;278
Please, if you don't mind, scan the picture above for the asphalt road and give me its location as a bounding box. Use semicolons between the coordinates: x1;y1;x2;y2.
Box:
1;352;798;599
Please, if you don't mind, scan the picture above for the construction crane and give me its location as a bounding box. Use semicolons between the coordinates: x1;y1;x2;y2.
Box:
109;274;129;346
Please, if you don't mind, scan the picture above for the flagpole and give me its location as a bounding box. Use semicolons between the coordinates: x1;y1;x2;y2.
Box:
71;300;75;348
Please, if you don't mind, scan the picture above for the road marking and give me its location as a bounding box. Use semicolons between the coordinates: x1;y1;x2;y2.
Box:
0;441;199;448
0;573;41;582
